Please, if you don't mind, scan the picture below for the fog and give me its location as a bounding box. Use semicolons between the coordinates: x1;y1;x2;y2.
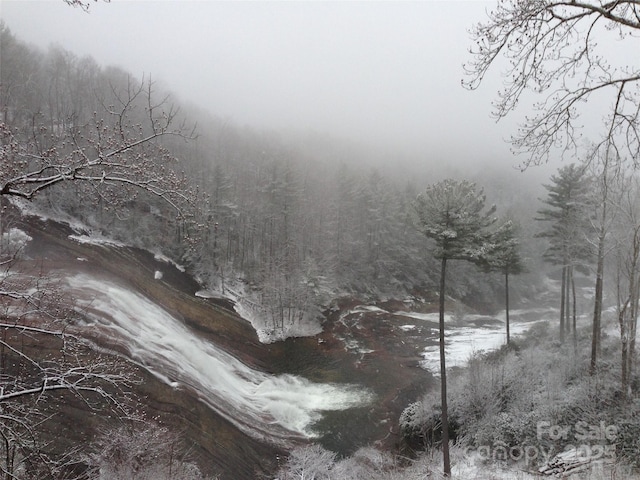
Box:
1;0;523;168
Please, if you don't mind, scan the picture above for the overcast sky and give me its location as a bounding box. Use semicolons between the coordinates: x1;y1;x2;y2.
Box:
1;0;522;166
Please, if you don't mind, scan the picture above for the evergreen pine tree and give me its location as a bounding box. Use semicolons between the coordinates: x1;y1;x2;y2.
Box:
536;164;592;343
413;179;497;477
480;219;526;344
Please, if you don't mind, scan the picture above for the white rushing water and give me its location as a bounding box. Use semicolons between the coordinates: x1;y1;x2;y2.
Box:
67;274;371;445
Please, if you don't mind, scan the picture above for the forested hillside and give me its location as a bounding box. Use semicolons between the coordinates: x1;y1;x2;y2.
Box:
4;3;640;477
0;23;545;339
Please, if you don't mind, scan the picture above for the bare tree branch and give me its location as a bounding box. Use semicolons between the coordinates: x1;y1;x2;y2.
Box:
0;76;197;218
464;0;640;168
0;248;139;475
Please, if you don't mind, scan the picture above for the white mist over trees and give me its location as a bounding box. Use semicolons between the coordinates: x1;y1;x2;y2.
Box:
0;21;545;336
2;0;640;476
465;0;640;388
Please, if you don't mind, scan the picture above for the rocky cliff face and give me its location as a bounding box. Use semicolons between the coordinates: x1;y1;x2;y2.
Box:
14;214;435;478
17;217;282;478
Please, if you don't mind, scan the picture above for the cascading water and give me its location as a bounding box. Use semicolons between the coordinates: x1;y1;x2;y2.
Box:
67;274;371;445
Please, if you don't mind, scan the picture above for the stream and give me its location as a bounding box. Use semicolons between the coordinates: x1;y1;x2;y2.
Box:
67;273;372;445
66;267;548;451
17;214;551;477
394;309;552;374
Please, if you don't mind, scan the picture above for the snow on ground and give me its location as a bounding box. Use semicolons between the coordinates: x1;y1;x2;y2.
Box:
195;290;224;299
334;304;547;374
348;305;388;315
10;197;89;233
449;453;633;480
1;227;32;254
398;444;638;480
395;311;452;323
153;251;186;272
11;197;187;273
69;233;128;248
234;299;323;344
202;279;325;344
388;306;550;375
450;451;539;480
420;320;545;374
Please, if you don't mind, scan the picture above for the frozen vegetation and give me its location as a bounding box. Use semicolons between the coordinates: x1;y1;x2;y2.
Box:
2;8;640;477
276;318;640;479
0;227;32;255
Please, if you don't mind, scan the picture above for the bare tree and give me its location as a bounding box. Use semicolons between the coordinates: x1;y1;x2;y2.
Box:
276;444;336;480
613;173;640;399
62;0;104;12
464;0;640;168
585;149;624;374
0;22;212;476
86;423;206;480
0;76;196;216
0;252;137;478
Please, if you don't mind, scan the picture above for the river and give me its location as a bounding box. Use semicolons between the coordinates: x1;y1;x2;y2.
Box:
67;273;372;445
18;214;547;477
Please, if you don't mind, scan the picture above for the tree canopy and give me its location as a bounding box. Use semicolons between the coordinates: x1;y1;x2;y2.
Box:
536;163;593;270
413;179;497;262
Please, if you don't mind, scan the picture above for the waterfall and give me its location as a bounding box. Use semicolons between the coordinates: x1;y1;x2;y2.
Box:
67;274;371;445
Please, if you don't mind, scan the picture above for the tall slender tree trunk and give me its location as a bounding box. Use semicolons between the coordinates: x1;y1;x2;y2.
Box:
560;264;566;343
571;267;576;333
623;240;640;398
591;163;609;374
628;229;640;396
505;270;510;345
591;231;606;375
0;206;4;256
621;307;629;400
438;256;451;477
629;278;639;395
566;265;572;335
572;268;578;353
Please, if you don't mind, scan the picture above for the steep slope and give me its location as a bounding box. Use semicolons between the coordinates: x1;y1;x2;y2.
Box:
18;216;284;478
15;213;433;477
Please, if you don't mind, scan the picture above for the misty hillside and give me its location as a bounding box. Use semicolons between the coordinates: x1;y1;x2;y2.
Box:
2;2;640;479
0;24;548;337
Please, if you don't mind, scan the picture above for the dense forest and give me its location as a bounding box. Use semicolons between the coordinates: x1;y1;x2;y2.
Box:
0;22;548;339
2;1;640;477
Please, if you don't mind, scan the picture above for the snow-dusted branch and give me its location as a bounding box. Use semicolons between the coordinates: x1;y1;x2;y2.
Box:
0;374;119;404
0;76;197;216
464;0;640;167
